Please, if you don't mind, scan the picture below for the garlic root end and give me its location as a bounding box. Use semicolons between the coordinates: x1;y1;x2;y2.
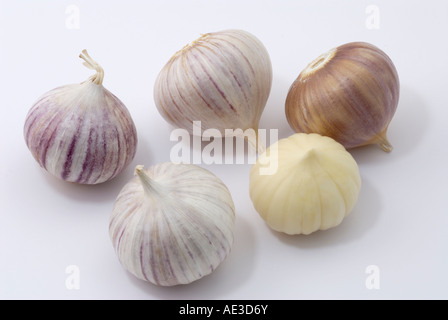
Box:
375;134;393;153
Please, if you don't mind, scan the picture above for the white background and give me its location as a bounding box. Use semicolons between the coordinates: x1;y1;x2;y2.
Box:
1;0;447;300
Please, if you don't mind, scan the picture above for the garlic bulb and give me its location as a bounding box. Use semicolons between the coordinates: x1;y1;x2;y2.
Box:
154;29;272;150
249;133;361;235
24;50;137;184
109;163;235;286
285;42;399;152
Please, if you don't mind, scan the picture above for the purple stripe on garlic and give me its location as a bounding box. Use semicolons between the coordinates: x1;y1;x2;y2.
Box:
24;50;137;184
109;163;235;286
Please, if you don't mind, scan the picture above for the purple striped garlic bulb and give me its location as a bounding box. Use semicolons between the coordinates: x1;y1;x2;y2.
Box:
109;163;235;286
285;42;399;152
24;50;137;184
154;29;272;151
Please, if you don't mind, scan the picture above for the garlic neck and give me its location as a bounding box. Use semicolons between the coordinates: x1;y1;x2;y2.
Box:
300;148;319;166
79;49;104;85
135;165;166;198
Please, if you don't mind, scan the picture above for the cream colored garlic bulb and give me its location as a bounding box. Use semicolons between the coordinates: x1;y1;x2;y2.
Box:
154;29;272;149
249;133;361;235
109;163;235;286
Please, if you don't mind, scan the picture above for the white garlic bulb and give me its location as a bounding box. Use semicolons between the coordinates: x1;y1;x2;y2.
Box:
109;163;235;286
154;29;272;149
249;133;361;235
24;50;137;184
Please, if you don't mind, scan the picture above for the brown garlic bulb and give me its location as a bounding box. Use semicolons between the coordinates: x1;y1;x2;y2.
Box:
285;42;399;152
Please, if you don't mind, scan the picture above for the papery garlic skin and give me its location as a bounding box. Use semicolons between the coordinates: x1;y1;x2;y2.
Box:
249;133;361;235
154;29;272;138
109;163;235;286
285;42;399;152
24;50;137;184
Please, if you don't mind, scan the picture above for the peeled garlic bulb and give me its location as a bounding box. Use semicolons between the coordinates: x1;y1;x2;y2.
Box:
109;163;235;286
24;50;137;184
154;29;272;149
285;42;399;152
249;133;361;235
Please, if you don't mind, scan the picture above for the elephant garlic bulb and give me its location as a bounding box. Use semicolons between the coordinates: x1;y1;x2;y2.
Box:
154;29;272;150
24;50;137;184
249;133;361;235
285;42;399;152
109;163;235;286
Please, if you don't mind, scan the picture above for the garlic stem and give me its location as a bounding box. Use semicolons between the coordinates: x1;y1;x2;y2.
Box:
135;165;166;197
79;49;104;85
